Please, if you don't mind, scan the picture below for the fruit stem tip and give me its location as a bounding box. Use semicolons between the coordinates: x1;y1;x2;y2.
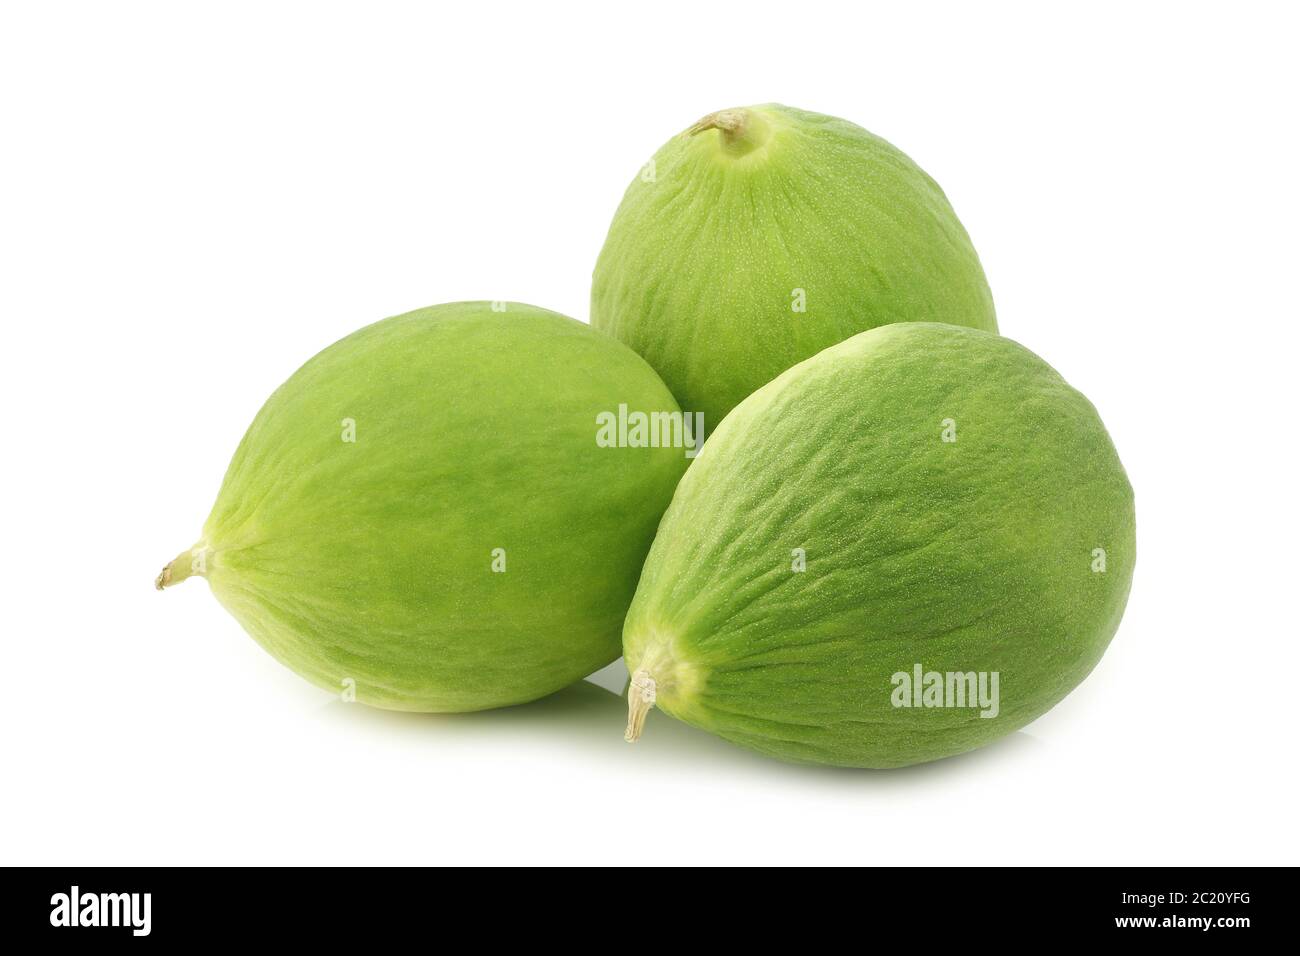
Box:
683;107;771;156
155;548;199;591
625;669;657;742
686;108;748;138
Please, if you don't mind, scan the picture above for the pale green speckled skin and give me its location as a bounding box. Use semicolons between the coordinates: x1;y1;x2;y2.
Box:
625;323;1135;768
193;302;687;711
592;103;997;433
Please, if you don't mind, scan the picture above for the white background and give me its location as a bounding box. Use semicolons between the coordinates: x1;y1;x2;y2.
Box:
2;1;1296;866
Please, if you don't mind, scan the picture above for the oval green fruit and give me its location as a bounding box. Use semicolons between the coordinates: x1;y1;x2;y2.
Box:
591;103;997;433
158;302;689;712
623;323;1135;768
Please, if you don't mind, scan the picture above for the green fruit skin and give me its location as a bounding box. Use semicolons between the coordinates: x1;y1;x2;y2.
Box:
180;302;688;712
591;103;997;433
624;323;1135;768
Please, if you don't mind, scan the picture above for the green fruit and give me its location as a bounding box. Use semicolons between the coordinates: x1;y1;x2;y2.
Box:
158;302;688;712
623;323;1134;768
592;103;997;433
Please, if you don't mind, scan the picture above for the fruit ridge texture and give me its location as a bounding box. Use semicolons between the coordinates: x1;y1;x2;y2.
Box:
623;323;1135;768
591;103;997;433
160;302;687;712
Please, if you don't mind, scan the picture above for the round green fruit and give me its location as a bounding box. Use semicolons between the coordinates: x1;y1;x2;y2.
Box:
158;302;689;712
591;103;997;433
623;323;1134;768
